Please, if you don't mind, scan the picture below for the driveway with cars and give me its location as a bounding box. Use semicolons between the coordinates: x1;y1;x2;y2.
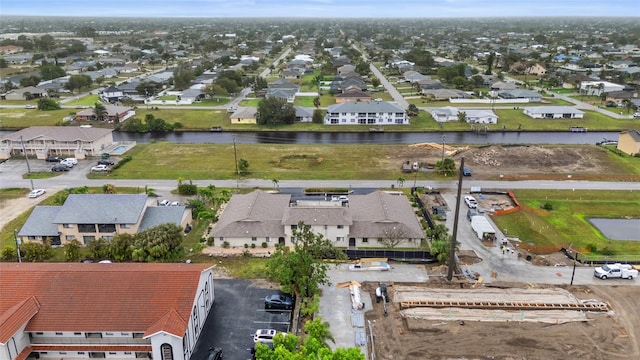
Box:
191;279;292;360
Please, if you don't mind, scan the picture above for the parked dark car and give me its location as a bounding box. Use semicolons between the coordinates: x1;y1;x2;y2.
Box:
264;294;294;310
462;166;472;176
51;164;70;171
98;159;115;166
45;156;62;162
205;347;222;360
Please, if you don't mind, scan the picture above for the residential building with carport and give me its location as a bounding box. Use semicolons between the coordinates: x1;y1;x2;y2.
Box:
324;101;408;125
523;106;585;119
0;263;214;360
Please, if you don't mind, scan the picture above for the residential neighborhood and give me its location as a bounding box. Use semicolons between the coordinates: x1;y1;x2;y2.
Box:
1;12;640;360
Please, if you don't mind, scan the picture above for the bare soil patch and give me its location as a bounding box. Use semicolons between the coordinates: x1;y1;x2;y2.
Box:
391;144;637;181
364;279;639;360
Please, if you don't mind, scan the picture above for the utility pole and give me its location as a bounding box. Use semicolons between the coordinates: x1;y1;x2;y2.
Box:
447;157;465;281
20;136;31;174
441;135;446;174
233;134;239;176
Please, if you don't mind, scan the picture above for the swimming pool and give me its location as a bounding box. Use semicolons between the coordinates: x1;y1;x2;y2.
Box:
110;145;128;155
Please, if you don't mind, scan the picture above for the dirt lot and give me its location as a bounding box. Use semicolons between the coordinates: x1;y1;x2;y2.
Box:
395;144;638;181
364;279;639;360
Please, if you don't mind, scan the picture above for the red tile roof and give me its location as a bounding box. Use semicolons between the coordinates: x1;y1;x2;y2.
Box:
0;263;211;337
0;296;40;344
144;309;188;338
14;347;33;360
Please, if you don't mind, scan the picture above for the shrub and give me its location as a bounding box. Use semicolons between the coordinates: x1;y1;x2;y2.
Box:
178;183;198;195
207;237;214;246
244;243;249;249
542;202;553;211
222;241;230;248
251;243;256;248
261;242;268;248
111;156;132;170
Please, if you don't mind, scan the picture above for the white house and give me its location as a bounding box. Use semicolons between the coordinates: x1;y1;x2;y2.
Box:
0;263;214;360
430;107;498;124
579;81;625;96
325;101;408;125
523;106;585;119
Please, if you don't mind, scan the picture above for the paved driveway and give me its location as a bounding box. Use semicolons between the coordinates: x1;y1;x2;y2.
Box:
192;279;292;360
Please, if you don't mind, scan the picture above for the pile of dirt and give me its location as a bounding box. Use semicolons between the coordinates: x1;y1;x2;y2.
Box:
363;281;639;359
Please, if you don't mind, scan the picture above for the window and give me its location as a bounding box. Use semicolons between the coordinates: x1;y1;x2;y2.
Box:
103;236;114;241
89;352;105;358
65;235;76;241
85;332;102;339
63;224;73;228
105;332;114;336
78;224;96;233
192;306;199;337
120;224;130;229
83;236;95;244
35;332;43;335
135;352;149;358
363;238;369;243
330;119;338;124
121;333;130;336
336;237;344;242
132;333;144;339
265;237;270;242
291;224;297;230
55;332;63;335
28;236;37;241
219;237;224;241
98;224;116;233
251;236;257;242
74;332;81;335
161;344;173;360
337;225;344;229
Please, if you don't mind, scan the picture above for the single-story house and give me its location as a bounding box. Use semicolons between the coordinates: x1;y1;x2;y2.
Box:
430;107;498;124
498;89;542;102
335;89;372;103
75;104;135;123
212;190;425;249
490;81;518;91
509;62;547;75
230;107;258;124
579;81;625;96
294;106;314;122
0;126;114;160
617;130;640;156
17;194;191;246
4;86;48;101
325;101;408;125
0;262;214;360
422;88;469;100
523;106;585;119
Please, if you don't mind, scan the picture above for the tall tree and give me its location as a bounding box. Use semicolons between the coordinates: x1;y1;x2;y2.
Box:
94;102;108;121
257;97;296;125
266;222;346;298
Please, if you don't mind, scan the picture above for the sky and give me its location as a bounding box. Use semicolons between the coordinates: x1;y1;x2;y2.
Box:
2;0;639;18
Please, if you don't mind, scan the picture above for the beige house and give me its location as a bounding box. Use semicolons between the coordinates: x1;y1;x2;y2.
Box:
229;107;258;124
4;86;48;100
212;190;425;249
17;194;191;246
509;62;547;76
0;126;115;160
617;130;640;155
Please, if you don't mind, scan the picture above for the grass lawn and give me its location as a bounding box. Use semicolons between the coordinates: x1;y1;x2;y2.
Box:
239;98;261;107
103;142;469;180
133;108;229;130
494;109;638;131
190;97;231;107
0;108;77;128
64;94;100;106
491;189;640;256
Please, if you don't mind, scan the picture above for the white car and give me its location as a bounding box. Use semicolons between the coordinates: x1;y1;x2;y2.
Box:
464;195;478;209
633;112;640;118
28;189;46;198
63;158;78;165
91;164;109;172
253;329;277;343
25;104;36;109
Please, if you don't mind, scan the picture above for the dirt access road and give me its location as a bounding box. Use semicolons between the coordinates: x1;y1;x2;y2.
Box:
364;280;639;360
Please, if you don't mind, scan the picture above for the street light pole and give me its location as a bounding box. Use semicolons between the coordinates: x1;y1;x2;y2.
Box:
14;229;22;263
441;135;446;174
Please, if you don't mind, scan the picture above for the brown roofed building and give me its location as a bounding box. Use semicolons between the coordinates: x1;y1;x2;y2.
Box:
617;130;640;156
211;190;424;248
0;263;215;360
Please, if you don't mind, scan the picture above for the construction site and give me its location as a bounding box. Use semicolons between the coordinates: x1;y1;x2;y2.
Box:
361;278;639;360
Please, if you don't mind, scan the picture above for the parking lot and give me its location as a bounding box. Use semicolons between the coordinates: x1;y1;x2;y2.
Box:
192;279;292;360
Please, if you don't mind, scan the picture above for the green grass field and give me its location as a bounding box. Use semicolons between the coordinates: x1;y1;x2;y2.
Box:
492;189;640;256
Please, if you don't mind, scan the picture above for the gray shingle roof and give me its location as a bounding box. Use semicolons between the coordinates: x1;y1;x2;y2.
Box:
212;191;291;238
18;206;61;237
348;192;424;239
282;207;352;226
523;106;584;114
327;101;405;114
54;194;148;224
139;206;187;231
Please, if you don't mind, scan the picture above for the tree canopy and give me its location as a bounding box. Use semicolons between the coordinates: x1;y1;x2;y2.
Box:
257;97;296;125
266;221;346;298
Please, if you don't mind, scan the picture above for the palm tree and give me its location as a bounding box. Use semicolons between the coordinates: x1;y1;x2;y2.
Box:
94;103;108;122
272;179;279;190
397;177;405;188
